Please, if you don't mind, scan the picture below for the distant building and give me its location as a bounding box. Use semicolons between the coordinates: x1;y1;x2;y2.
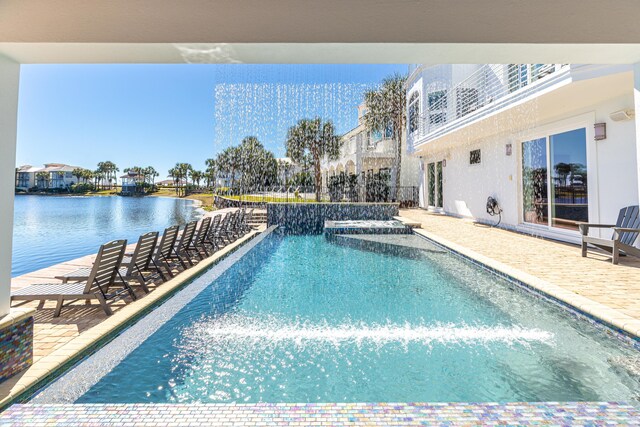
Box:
120;171;146;195
15;163;82;191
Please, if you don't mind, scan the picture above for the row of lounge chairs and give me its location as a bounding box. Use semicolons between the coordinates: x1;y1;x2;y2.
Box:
11;208;257;317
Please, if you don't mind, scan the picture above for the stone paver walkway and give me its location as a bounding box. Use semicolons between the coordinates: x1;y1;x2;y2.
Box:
400;209;640;338
2;402;639;426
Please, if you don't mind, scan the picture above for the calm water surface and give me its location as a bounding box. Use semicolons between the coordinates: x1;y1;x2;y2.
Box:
12;195;200;277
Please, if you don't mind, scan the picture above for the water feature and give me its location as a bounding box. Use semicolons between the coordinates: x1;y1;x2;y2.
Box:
38;231;640;404
11;195;201;277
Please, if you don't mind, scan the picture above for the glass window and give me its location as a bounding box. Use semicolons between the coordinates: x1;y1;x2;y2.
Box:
469;149;481;165
428;90;447;109
549;128;588;230
522;138;548;226
521;128;587;230
408;92;420;133
436;161;443;208
384;123;394;139
427;163;435;206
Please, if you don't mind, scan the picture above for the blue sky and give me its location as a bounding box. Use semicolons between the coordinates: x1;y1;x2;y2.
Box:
16;64;407;178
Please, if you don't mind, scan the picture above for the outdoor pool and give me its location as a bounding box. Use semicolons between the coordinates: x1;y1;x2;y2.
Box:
12;195;201;277
35;230;640;404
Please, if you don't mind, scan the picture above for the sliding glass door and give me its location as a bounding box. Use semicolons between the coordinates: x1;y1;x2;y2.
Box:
522;128;587;231
426;161;443;208
427;162;435;206
522;138;548;225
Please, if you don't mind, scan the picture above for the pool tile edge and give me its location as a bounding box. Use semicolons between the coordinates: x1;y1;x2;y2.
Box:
413;228;640;344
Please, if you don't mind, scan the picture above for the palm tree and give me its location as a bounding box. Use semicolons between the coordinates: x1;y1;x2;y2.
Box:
144;166;159;187
168;167;178;195
72;168;85;185
286;117;342;202
81;169;93;184
35;171;49;189
363;73;407;199
190;169;203;188
169;163;192;196
205;158;216;188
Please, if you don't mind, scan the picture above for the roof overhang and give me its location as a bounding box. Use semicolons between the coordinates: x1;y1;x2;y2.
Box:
3;1;640;64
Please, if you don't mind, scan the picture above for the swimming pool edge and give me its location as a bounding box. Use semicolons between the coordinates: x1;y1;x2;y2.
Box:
0;226;271;412
412;228;640;348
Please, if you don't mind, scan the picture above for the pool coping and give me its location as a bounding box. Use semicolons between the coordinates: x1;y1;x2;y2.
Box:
0;227;266;412
31;225;279;404
412;228;640;347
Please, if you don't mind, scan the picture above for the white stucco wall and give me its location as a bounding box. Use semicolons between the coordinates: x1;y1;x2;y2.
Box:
418;91;639;243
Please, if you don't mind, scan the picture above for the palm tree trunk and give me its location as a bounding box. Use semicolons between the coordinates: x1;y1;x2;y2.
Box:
393;126;402;201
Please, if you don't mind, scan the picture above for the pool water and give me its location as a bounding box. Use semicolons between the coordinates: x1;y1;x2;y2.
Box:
73;233;639;403
12;195;200;276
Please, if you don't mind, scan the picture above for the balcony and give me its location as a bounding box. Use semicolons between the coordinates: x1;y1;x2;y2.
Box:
411;64;568;145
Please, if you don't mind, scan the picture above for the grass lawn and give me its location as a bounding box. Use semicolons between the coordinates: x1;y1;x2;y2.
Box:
152;188;216;211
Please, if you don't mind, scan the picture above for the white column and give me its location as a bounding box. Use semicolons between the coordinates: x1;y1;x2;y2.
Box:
0;55;20;317
634;64;640;212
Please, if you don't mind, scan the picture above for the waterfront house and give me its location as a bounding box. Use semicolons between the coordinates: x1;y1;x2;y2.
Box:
407;64;639;244
15;163;82;191
119;171;146;195
321;103;419;192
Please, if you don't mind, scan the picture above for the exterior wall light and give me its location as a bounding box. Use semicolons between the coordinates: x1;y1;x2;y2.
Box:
442;159;446;167
594;123;606;141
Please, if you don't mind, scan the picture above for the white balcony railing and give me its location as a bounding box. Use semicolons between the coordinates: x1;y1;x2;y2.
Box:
413;64;567;140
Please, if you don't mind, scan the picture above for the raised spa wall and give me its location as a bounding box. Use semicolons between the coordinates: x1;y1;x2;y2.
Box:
0;308;34;383
267;203;400;234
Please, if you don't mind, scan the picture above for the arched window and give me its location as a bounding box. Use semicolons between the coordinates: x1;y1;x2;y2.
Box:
408;91;420;133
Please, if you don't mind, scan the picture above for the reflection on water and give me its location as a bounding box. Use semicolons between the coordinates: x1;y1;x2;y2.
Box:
12;195;200;277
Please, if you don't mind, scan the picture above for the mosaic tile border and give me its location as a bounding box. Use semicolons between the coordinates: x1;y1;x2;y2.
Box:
2;402;639;426
413;231;640;350
0;315;33;382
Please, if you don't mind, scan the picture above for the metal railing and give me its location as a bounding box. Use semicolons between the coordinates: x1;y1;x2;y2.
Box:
216;185;419;207
415;64;566;138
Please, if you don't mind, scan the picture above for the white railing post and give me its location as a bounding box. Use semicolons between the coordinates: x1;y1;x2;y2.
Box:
0;55;19;317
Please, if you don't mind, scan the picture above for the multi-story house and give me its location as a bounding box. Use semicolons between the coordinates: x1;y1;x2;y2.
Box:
15;163;82;191
407;63;639;243
321;103;418;192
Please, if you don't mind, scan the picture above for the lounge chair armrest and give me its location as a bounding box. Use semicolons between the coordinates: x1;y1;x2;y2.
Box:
577;223;617;228
578;223;617;235
613;227;640;233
